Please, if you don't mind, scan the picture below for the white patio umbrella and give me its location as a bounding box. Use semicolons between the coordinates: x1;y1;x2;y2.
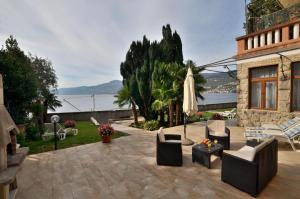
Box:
182;67;198;145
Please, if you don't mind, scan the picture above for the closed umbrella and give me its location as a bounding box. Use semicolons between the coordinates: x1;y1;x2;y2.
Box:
182;67;198;145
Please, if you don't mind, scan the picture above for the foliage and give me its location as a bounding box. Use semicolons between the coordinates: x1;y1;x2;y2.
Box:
0;36;38;123
25;124;39;141
119;24;206;127
16;133;26;147
114;84;138;124
98;123;115;136
23;121;128;154
30;55;61;123
143;120;159;131
210;113;224;120
64;120;76;128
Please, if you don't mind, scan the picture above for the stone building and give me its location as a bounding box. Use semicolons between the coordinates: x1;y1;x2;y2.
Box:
236;1;300;126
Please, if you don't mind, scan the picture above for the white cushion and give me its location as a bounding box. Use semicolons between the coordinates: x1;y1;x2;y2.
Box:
207;120;226;136
158;127;165;142
209;131;228;137
165;140;182;144
225;145;256;162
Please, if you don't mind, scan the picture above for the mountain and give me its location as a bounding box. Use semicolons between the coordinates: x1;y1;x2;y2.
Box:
202;71;237;93
56;71;237;95
57;80;122;95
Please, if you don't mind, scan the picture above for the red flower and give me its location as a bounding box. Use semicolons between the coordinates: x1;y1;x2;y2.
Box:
64;120;76;128
98;123;114;136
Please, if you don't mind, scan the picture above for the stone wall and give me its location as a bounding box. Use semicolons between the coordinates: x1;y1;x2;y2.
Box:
46;109;133;123
198;102;236;112
237;53;300;126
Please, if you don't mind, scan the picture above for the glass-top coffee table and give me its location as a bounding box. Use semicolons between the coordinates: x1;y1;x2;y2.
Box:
192;143;223;169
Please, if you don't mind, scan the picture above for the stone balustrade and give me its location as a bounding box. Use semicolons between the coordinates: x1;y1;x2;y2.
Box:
237;20;300;58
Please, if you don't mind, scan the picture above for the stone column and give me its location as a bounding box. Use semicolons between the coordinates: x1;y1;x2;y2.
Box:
267;31;272;45
260;33;265;47
254;35;258;48
247;37;253;50
293;23;299;39
275;29;280;43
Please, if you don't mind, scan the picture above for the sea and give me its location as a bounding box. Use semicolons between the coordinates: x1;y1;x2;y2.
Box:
49;93;237;113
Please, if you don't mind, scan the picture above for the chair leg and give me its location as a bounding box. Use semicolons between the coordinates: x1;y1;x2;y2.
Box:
288;138;297;151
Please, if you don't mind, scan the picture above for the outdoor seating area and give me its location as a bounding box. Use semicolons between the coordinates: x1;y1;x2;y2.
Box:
15;120;300;199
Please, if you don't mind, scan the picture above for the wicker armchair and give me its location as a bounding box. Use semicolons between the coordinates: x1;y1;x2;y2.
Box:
205;120;230;150
221;139;278;197
156;134;182;166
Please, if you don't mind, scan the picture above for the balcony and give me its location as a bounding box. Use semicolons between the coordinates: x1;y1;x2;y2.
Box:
248;2;300;33
237;19;300;58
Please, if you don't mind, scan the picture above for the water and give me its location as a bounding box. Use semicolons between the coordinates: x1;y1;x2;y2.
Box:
50;93;237;113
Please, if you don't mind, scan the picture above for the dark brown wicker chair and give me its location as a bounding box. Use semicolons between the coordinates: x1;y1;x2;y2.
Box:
221;139;278;197
205;121;230;150
156;134;182;166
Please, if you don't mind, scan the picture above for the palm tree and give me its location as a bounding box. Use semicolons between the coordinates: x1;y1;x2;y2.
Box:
114;84;138;124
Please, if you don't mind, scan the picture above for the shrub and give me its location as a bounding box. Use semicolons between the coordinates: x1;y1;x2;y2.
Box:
64;120;76;128
210;113;224;120
16;133;27;147
143;120;159;131
25;124;39;140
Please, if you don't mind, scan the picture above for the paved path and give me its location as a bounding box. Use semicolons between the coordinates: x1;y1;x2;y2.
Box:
16;121;300;199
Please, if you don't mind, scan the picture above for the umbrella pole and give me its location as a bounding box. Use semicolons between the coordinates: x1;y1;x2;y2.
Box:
182;113;194;146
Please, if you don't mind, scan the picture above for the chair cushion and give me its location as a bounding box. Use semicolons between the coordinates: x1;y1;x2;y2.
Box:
158;127;165;142
278;117;300;131
283;124;300;139
207;120;226;136
225;145;256;162
165;140;182;144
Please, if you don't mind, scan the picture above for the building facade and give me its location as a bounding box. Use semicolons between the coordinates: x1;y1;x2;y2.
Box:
236;3;300;126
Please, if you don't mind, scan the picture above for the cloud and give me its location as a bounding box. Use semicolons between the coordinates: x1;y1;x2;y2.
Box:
0;0;245;87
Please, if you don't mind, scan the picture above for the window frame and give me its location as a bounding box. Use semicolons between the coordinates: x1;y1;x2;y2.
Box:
291;62;300;112
249;65;278;110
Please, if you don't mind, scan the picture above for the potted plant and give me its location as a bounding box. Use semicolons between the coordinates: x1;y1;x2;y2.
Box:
98;123;114;143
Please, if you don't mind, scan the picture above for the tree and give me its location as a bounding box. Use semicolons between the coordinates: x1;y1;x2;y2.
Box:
30;55;61;123
0;36;38;123
114;84;138;124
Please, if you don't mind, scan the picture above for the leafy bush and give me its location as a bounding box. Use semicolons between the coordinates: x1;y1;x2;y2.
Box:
25;124;39;140
143;120;159;131
16;133;27;147
64;120;76;128
210;113;224;120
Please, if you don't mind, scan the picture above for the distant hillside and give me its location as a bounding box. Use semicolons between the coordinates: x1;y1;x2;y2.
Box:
57;71;237;95
57;80;122;95
202;71;237;93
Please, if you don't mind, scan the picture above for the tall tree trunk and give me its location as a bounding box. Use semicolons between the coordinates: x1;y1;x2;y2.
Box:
130;99;138;125
175;101;181;126
169;101;174;127
43;100;48;123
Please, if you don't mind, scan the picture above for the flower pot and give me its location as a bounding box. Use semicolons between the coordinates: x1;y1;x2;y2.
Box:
102;135;112;143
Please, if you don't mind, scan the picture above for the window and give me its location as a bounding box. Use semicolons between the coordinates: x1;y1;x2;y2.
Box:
292;62;300;111
250;66;277;109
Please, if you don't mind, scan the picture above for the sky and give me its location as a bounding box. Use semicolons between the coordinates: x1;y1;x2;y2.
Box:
0;0;246;88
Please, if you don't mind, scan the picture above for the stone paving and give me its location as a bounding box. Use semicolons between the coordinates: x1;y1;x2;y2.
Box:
16;121;300;199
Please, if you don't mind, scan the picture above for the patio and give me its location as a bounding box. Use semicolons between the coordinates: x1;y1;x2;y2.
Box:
16;121;300;199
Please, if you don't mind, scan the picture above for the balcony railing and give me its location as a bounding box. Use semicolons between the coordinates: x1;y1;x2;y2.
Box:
248;2;300;33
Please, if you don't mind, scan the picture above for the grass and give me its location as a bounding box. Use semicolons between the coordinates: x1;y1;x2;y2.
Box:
22;121;128;154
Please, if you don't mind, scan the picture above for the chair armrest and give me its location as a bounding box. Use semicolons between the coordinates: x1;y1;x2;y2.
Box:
225;127;230;137
205;126;209;138
165;134;181;140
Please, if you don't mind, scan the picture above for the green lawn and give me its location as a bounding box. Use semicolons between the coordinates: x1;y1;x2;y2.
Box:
22;121;128;154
